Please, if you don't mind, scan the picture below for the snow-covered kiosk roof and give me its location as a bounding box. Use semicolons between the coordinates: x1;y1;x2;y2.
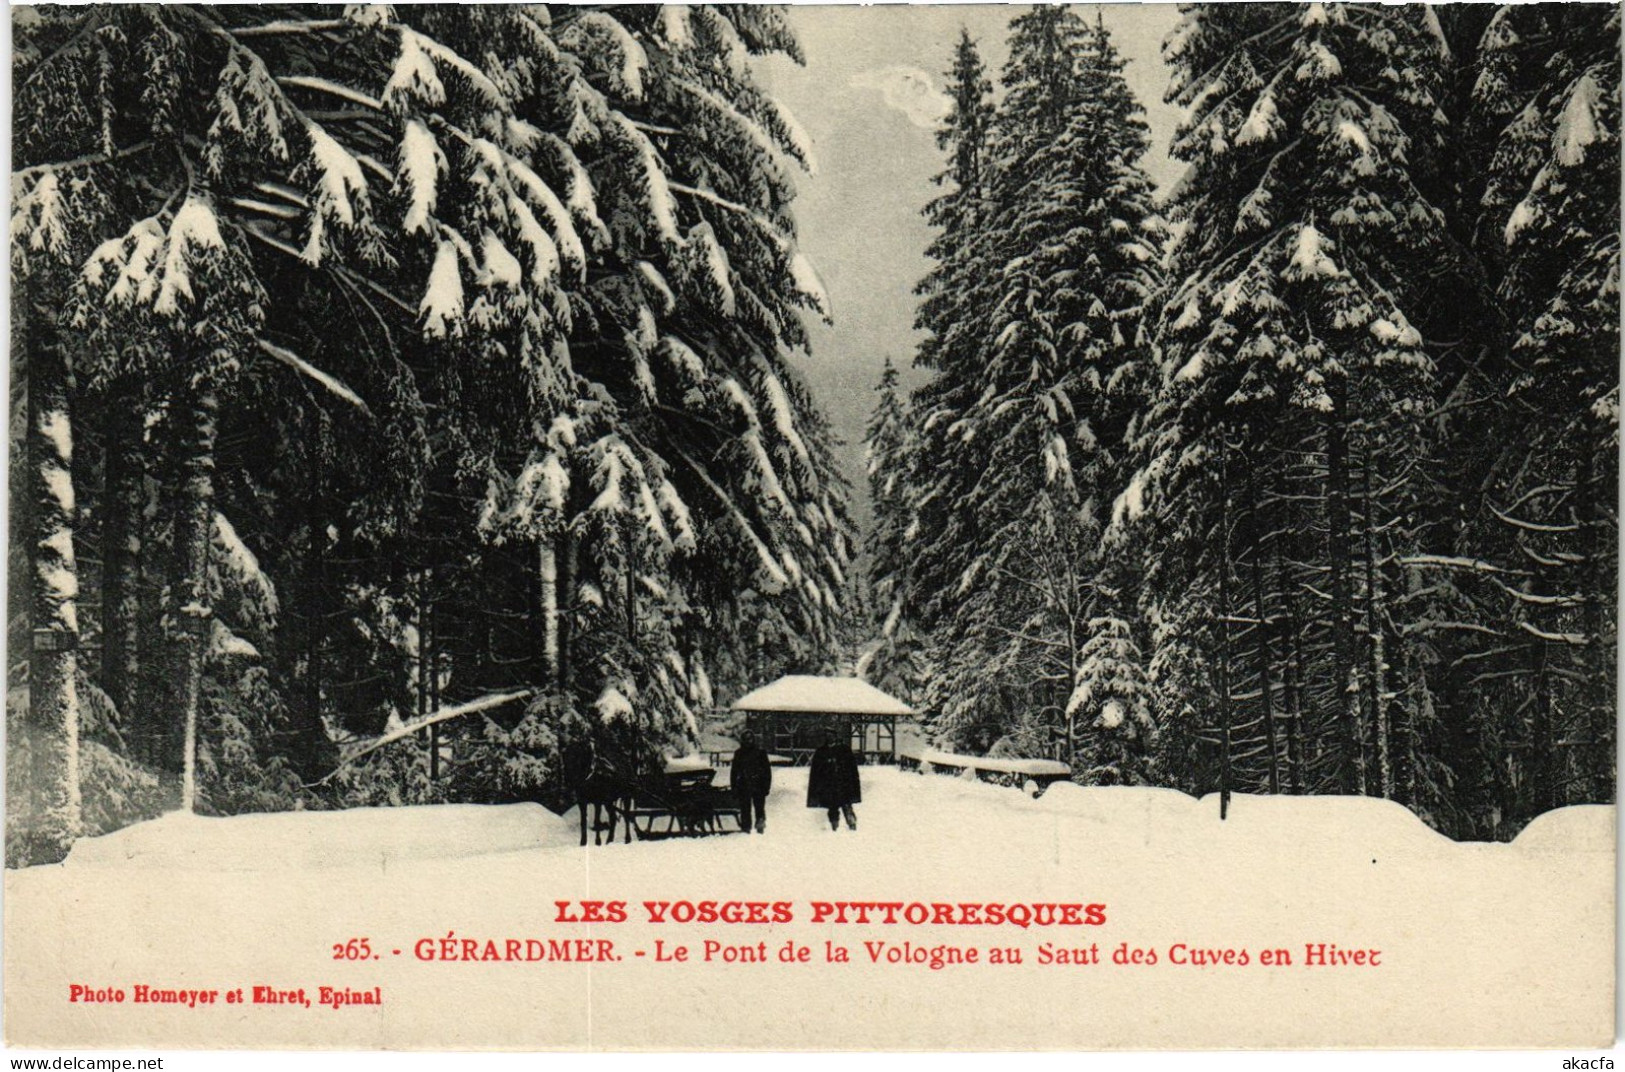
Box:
731;675;915;717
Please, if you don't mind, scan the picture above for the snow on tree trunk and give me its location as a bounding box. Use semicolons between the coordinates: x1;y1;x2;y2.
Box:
1324;399;1364;796
539;539;559;682
173;384;220;814
427;597;440;784
1275;539;1306;796
1250;469;1281;795
624;518;637;646
27;306;82;862
100;392;146;747
1532;645;1557;816
1363;455;1393;800
1216;443;1234;820
298;536;325;779
1578;441;1614;801
415;569;436;780
561;531;577;690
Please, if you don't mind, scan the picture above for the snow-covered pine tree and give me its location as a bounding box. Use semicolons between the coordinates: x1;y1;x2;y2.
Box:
10;12;124;853
13;254;84;863
1068;615;1155;785
908;10;1162;770
860;358;926;702
14;6;480;810
487;7;846;756
13;6;811;817
923;6;1099;754
656;5;851;677
907;28;998;645
1450;5;1620;826
1139;2;1461;803
7;5;843;838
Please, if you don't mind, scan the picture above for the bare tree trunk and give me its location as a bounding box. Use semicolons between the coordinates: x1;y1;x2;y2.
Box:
1363;455;1392;799
625;519;637;646
1217;440;1234;819
1577;438;1612;800
26;300;82;861
540;538;559;682
1532;642;1557;816
560;530;577;689
1274;537;1305;794
1404;693;1419;808
1064;550;1080;768
417;575;430;723
427;595;439;783
301;533;324;771
101;390;146;740
287;444;335;783
429;604;442;727
1397;622;1420;809
417;569;436;781
1250;465;1280;794
172;383;219;814
1325;390;1364;794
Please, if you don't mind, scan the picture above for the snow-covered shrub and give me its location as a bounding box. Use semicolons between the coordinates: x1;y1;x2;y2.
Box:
987;710;1051;761
441;691;571;807
195;667;309;817
6;681;169;868
1070;616;1156;786
331;739;435;810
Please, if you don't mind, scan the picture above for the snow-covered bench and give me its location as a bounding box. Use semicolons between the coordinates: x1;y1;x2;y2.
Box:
899;749;1072;794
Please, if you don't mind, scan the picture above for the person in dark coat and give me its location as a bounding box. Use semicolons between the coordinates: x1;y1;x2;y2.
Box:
731;730;773;834
807;728;861;831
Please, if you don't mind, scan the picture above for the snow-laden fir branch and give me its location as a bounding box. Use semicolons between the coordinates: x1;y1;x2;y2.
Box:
255;339;374;416
310;690;534;785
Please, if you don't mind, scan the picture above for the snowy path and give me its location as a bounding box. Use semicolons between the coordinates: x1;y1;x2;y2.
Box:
55;764;1604;880
6;768;1614;1050
60;767;1056;870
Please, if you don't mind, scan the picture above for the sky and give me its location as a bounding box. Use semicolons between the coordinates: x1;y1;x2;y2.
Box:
753;4;1184;520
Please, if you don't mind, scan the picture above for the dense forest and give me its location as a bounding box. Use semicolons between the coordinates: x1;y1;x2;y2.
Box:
9;4;853;865
9;4;1618;866
867;4;1619;840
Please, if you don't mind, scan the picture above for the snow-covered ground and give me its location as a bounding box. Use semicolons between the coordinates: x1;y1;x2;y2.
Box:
6;768;1613;1050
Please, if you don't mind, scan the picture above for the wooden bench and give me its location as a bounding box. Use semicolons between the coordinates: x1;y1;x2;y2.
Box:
899;750;1072;794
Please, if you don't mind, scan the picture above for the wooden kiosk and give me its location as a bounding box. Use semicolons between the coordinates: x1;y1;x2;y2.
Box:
731;675;915;766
